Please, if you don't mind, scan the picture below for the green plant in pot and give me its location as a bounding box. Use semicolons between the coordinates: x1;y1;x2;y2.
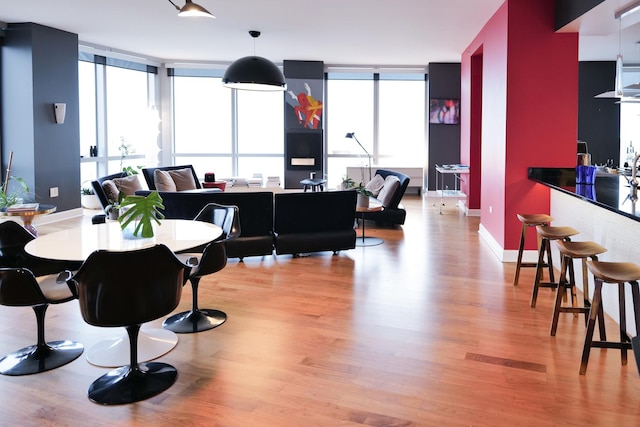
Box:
104;190;125;220
0;176;30;209
355;183;373;208
118;191;165;238
341;175;356;190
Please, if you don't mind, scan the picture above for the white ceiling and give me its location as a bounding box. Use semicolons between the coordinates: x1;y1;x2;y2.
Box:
1;0;640;67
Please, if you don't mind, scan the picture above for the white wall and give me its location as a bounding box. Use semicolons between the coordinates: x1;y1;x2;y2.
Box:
550;189;640;335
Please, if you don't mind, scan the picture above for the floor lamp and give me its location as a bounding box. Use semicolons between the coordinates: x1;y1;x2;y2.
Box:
345;133;371;182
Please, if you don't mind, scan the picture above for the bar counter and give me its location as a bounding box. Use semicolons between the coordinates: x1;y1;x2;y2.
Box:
528;167;640;222
528;167;640;334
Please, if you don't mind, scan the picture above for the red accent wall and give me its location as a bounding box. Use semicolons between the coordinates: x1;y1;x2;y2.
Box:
460;0;578;252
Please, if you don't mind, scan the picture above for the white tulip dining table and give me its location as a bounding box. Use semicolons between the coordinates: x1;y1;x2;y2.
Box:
25;219;222;367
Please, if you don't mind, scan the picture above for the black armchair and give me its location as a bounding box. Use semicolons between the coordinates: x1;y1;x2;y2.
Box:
90;171;129;224
0;268;84;376
164;203;240;333
69;244;187;405
0;221;83;375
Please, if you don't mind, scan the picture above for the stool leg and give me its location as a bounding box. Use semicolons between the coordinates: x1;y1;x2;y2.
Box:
551;254;569;336
598;296;607;341
546;241;555;284
513;224;527;286
568;258;578;310
631;281;640;336
580;278;603;375
531;239;548;308
619;282;628;366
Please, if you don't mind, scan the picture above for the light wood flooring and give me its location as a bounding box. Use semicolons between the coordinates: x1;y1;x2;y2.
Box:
1;195;639;426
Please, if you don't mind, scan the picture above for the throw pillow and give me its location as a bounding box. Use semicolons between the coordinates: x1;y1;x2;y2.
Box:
377;175;400;207
167;168;197;191
365;174;385;197
112;174;143;196
101;180;119;203
154;169;177;192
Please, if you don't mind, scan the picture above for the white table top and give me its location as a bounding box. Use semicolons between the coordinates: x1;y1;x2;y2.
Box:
25;219;222;262
435;165;470;174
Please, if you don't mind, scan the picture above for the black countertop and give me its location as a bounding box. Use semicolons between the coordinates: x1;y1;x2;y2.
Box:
528;167;640;222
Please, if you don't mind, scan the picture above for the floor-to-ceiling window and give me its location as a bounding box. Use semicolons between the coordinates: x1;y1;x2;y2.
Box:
79;53;157;186
171;68;284;183
80;59;425;189
172;72;233;177
325;70;426;188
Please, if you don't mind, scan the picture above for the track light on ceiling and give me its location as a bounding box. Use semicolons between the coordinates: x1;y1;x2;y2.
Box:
222;31;287;92
167;0;215;18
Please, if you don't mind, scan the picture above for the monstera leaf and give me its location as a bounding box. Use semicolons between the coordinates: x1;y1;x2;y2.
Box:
117;191;165;238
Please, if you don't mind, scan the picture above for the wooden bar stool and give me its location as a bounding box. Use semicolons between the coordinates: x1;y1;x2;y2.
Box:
531;225;579;308
580;260;640;375
550;240;607;336
513;214;553;287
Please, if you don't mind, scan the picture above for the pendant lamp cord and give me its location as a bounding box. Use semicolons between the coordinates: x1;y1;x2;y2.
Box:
249;30;261;56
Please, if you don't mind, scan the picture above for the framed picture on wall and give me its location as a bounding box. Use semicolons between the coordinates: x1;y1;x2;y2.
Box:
429;98;460;125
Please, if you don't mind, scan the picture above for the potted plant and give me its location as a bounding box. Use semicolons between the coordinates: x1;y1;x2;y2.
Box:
0;176;30;209
341;175;356;190
355;183;373;208
119;137;143;176
104;190;125;220
118;191;165;238
80;182;102;210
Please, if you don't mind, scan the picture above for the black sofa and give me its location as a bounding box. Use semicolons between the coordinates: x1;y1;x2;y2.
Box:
141;165;203;190
363;169;410;225
136;190;274;260
135;189;357;259
274;191;357;256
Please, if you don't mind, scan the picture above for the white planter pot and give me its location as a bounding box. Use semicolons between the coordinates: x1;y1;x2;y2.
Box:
81;194;102;210
356;193;369;208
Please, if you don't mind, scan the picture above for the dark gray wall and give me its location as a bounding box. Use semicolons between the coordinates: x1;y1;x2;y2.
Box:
578;61;620;166
1;23;80;210
283;60;324;189
427;62;461;191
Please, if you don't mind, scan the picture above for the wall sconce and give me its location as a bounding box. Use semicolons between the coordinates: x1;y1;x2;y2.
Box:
54;103;66;124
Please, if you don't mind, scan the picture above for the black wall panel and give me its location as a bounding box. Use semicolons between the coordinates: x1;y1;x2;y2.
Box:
427;63;461;191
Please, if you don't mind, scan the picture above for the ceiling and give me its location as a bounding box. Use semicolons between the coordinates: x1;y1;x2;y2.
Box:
1;0;640;67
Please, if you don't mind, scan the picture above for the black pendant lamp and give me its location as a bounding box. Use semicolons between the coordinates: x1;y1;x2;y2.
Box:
167;0;215;18
222;31;287;91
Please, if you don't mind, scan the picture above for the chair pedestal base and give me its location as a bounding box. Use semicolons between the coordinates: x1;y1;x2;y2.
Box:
0;340;84;376
86;328;178;368
89;362;177;405
163;309;227;334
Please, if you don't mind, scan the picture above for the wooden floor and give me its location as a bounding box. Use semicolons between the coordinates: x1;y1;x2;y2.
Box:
2;195;640;426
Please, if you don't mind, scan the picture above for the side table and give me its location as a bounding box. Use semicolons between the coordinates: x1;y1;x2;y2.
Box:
0;204;56;236
300;178;327;192
356;203;384;246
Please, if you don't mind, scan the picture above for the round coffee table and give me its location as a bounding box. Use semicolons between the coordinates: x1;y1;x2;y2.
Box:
356;203;383;246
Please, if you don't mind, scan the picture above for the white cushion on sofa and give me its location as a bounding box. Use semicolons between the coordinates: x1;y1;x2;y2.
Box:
365;174;385;197
377;175;400;207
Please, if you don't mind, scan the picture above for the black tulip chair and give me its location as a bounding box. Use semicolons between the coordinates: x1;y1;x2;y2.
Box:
163;203;240;333
68;244;187;405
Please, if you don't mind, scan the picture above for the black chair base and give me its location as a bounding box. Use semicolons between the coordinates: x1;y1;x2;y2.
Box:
0;340;84;376
89;362;177;405
163;309;227;334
